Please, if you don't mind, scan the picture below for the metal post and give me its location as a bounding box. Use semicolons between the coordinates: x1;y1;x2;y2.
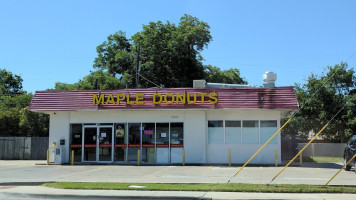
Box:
182;149;185;166
228;149;231;166
299;152;302;165
325;154;356;186
271;124;328;182
71;150;74;165
275;150;278;167
137;150;140;166
46;149;49;165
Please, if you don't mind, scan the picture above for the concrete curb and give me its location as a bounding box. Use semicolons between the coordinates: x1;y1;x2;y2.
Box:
1;192;208;200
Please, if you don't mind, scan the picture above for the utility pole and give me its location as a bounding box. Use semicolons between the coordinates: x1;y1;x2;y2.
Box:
136;47;140;88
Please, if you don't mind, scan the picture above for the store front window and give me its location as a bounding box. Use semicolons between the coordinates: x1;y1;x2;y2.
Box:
114;123;127;162
156;123;169;163
260;120;278;144
225;121;241;144
128;123;141;162
142;123;155;163
170;123;184;163
242;121;259;144
70;122;184;164
70;124;82;162
208;120;224;144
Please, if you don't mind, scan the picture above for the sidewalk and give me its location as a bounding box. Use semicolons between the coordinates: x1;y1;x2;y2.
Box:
1;186;356;200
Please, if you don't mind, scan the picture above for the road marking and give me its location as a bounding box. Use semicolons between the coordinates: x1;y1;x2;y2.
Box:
207;166;212;170
317;168;321;171
259;166;263;171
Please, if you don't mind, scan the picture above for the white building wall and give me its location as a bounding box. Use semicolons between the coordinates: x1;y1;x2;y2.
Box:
47;109;283;164
183;111;206;163
48;112;70;163
206;110;281;164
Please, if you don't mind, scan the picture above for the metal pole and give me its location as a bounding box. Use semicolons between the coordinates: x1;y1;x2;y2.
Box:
271;124;328;182
46;149;49;165
275;150;278;167
182;149;185;166
71;150;74;165
325;154;356;186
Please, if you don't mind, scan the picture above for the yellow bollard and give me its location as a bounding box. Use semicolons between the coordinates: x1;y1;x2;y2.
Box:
137;150;140;166
228;149;231;166
299;152;302;165
325;153;356;186
46;149;49;165
71;150;74;166
275;150;278;167
182;149;185;166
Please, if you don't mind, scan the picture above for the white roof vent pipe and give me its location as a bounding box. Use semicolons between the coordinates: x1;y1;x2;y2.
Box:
262;72;277;87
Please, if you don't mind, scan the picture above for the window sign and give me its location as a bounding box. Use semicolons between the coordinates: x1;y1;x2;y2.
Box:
144;130;154;135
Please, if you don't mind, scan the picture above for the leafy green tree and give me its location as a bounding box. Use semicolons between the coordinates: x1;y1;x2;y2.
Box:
19;107;49;137
204;65;248;84
0;108;21;136
94;14;213;88
55;70;129;90
282;63;356;142
0;68;49;136
0;68;23;94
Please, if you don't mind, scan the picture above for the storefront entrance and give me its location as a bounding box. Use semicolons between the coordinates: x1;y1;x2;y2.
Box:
71;123;183;164
82;125;114;163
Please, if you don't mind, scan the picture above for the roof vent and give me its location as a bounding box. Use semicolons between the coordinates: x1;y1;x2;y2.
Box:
193;80;206;88
262;72;277;87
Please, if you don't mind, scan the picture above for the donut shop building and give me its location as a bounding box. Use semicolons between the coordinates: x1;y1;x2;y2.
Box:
29;85;298;165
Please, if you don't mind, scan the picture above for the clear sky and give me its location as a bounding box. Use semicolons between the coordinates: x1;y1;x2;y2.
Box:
1;0;356;93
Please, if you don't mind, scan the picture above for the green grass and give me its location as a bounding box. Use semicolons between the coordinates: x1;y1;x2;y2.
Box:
303;156;343;163
44;182;356;193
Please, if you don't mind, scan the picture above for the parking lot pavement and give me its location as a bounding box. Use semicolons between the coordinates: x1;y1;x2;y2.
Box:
0;160;355;185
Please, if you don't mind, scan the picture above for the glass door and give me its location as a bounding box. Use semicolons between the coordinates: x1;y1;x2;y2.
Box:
98;127;114;162
156;123;169;163
114;123;127;162
83;127;97;162
128;123;141;162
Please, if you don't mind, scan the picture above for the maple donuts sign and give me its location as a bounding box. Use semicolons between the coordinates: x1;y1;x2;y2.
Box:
93;92;218;105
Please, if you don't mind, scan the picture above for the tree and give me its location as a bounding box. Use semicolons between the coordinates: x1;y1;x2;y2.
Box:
282;63;356;142
0;68;23;94
94;14;213;88
0;68;49;136
58;15;247;89
55;70;129;90
204;65;248;84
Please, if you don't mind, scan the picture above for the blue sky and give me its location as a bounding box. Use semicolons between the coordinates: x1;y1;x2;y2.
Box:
1;0;356;93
